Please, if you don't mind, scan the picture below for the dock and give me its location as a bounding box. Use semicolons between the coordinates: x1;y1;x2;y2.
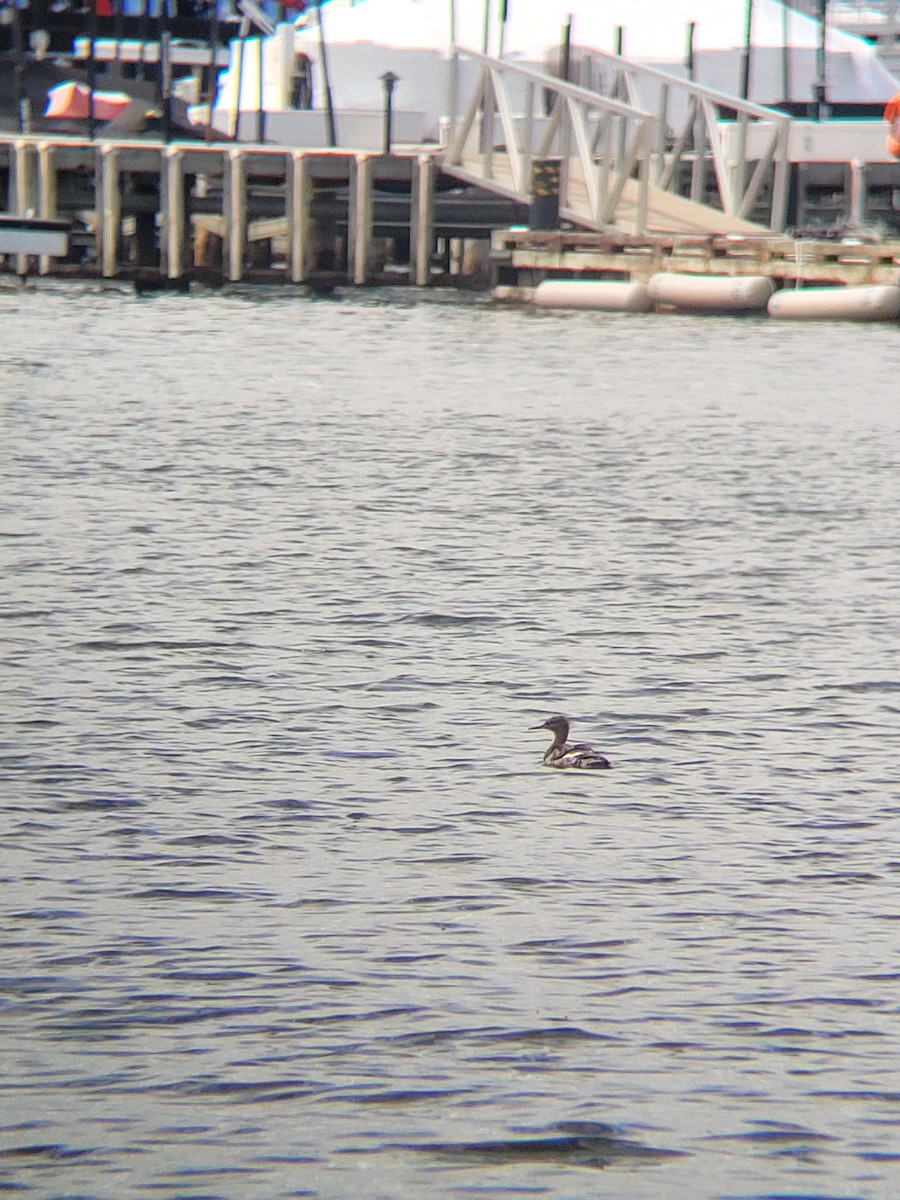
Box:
2;50;900;297
0;134;530;288
492;227;900;296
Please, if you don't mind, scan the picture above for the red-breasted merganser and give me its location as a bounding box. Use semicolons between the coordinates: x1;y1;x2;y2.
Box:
531;715;611;770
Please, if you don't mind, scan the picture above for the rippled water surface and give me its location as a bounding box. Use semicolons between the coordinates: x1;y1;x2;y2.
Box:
2;282;900;1200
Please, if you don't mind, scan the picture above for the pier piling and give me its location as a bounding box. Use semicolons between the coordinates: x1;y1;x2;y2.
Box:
412;153;435;287
224;148;247;283
161;147;186;281
289;149;314;283
348;153;374;285
37;143;58;275
99;145;120;278
12;138;37;274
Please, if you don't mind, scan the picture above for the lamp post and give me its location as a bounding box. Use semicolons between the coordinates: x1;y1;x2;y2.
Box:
317;0;337;148
160;0;172;144
685;20;696;82
12;4;25;134
739;0;754;101
206;0;220;143
815;0;828;120
87;0;98;140
380;70;398;156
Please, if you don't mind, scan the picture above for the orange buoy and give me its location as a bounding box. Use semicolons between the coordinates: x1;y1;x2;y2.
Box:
885;93;900;158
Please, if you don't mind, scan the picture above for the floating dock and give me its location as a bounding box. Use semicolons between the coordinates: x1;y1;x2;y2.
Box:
492;228;900;319
492;227;900;292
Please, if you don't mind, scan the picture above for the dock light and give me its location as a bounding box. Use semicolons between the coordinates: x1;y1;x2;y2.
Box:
814;0;828;119
379;70;399;156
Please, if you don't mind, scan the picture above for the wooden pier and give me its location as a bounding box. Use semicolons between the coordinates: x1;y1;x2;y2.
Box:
0;134;526;288
3;131;900;296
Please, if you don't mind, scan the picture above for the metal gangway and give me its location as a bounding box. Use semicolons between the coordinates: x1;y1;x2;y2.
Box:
439;48;793;236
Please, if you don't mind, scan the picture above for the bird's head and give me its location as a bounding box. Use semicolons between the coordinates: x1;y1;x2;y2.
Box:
530;714;570;740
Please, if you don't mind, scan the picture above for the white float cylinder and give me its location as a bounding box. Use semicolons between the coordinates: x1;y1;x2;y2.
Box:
768;285;900;322
648;272;774;312
533;279;653;312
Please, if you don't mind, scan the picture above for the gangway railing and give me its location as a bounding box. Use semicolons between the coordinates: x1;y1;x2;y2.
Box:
576;47;792;229
443;50;655;233
440;48;792;235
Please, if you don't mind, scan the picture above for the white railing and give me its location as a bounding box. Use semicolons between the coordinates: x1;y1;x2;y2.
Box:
441;47;793;234
443;49;655;233
571;48;792;230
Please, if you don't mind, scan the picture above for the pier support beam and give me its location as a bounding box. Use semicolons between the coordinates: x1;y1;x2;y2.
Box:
289;150;314;283
11;139;37;215
225;148;247;282
38;142;58;275
636;153;650;237
770;124;790;234
690;120;708;207
411;153;435;287
161;147;187;281
11;139;37;275
347;153;374;285
99;145;121;278
849;158;867;230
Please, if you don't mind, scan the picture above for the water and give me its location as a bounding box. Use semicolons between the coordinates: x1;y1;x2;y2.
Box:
2;281;899;1200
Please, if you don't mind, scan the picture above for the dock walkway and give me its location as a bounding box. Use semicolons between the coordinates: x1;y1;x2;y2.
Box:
437;49;791;237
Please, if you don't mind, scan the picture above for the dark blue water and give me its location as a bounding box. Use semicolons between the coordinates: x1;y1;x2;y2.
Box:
2;281;900;1199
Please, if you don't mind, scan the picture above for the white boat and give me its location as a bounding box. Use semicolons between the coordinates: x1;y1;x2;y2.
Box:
204;0;900;148
820;0;900;75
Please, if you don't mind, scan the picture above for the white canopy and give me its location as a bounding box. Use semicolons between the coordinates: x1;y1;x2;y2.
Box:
294;0;898;134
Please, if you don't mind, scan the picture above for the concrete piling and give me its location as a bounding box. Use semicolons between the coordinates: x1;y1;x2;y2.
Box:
12;138;37;274
348;152;374;285
289;149;314;283
411;153;435;287
225;147;247;283
162;147;187;280
37;142;58;275
99;145;120;278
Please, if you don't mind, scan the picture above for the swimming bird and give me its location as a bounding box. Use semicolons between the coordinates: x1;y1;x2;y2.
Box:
531;715;611;770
